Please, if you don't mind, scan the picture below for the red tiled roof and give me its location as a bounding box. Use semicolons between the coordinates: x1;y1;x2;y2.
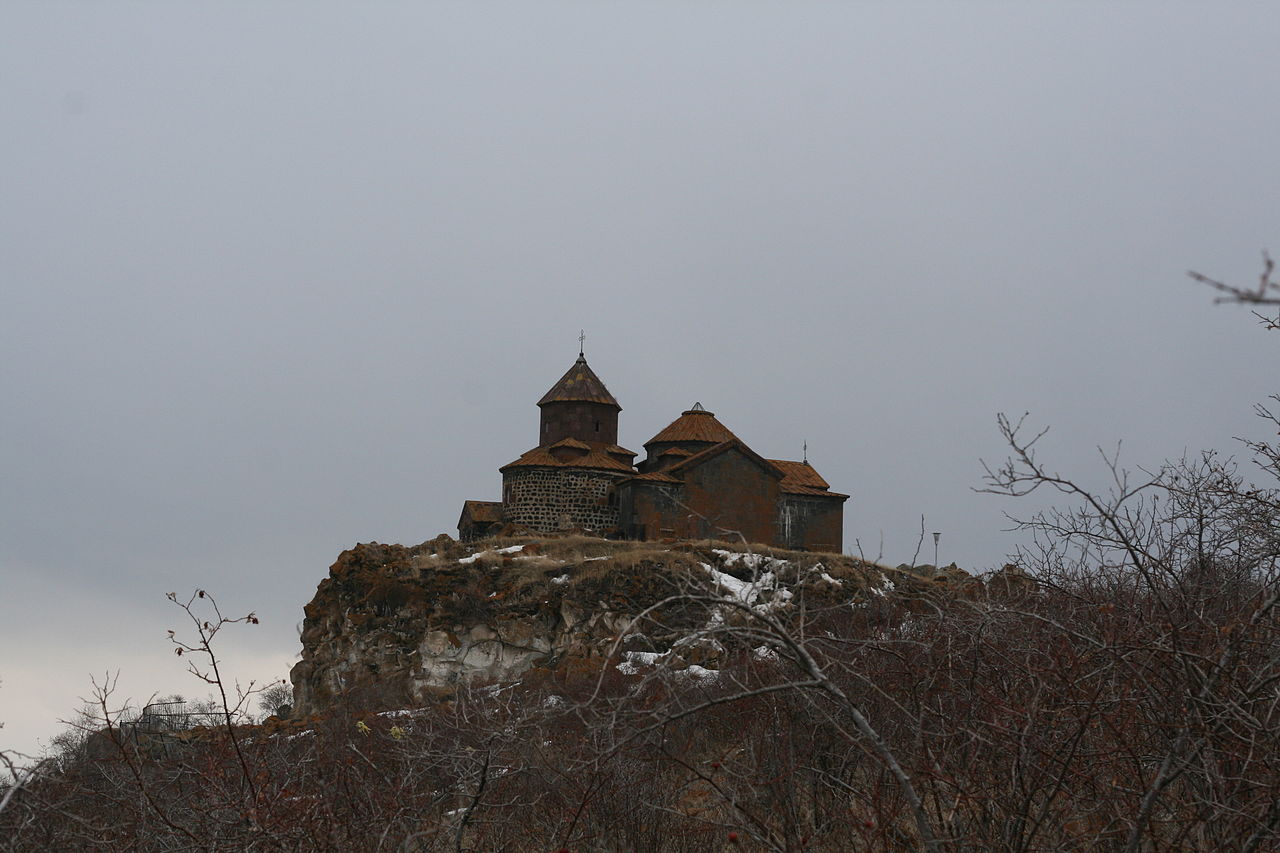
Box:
605;446;638;465
500;448;560;469
626;470;681;483
537;355;620;408
550;437;591;451
770;459;830;490
781;484;849;500
645;405;737;446
460;500;504;523
577;450;636;471
658;447;694;458
500;446;635;473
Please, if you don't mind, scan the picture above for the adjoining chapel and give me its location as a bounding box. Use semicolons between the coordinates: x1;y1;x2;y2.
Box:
458;349;848;552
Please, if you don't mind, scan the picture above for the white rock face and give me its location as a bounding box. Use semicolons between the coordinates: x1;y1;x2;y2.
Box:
292;600;640;715
412;624;554;695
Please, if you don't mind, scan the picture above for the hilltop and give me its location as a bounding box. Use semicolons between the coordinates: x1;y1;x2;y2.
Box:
289;534;970;717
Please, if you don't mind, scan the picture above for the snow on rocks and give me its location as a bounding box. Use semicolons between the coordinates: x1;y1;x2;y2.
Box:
711;549;789;573
700;562;793;616
617;650;666;675
616;649;721;681
456;544;526;564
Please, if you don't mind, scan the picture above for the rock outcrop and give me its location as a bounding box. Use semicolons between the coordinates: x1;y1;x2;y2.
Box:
289;535;952;717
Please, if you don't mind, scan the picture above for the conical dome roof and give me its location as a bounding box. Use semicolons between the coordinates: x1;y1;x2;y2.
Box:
645;403;737;446
537;354;620;409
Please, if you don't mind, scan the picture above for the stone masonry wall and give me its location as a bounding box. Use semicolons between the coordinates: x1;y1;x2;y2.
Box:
540;401;619;446
778;496;844;553
503;467;623;534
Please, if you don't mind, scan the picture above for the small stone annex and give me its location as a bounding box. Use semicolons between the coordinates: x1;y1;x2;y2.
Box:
458;348;848;551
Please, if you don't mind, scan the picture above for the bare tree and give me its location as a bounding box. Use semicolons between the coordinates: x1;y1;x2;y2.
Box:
1189;250;1279;329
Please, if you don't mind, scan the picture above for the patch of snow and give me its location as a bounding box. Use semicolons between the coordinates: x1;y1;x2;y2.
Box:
515;554;565;565
550;574;569;585
456;545;523;564
627;651;664;665
681;665;719;680
582;555;609;562
702;563;755;602
478;682;518;697
712;549;791;573
819;572;842;586
672;634;724;654
543;694;566;708
752;645;778;661
869;575;895;597
713;549;763;570
701;563;793;616
617;650;666;675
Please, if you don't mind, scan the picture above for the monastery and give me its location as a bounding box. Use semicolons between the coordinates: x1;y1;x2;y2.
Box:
458;349;847;552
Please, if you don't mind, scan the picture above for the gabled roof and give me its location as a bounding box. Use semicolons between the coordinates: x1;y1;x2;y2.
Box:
459;500;503;525
620;439;786;489
781;484;849;500
537;355;620;409
500;446;635;473
549;437;592;451
645;404;737;447
771;458;849;500
627;470;682;483
770;459;830;490
666;438;784;480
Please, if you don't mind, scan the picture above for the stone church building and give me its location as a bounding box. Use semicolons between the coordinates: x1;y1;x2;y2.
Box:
458;350;847;552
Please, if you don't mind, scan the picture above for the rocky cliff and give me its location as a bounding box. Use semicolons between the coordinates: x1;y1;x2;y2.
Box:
289;534;970;717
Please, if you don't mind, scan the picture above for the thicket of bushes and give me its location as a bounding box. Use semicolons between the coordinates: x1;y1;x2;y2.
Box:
2;546;1276;852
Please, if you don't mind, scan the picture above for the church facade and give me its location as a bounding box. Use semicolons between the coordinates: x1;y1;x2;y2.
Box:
458;351;847;552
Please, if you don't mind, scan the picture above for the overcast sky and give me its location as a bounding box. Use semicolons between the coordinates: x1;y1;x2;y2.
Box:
3;2;1278;761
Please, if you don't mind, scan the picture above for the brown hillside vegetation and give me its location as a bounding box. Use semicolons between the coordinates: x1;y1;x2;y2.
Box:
3;524;1278;852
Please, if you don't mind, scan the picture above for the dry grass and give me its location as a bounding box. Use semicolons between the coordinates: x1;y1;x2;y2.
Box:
572;546;697;581
430;532;916;606
501;556;568;597
409;552;448;571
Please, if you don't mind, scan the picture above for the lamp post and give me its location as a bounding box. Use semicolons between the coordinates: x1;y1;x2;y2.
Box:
932;531;941;570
